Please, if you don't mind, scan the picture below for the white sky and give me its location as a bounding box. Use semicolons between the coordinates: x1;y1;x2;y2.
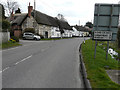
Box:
1;0;120;25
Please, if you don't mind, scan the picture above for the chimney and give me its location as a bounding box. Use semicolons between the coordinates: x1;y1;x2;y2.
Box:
28;2;33;17
10;10;14;21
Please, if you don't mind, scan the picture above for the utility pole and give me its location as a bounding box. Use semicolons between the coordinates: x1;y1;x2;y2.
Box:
79;20;80;26
33;0;38;34
118;1;120;60
34;0;36;10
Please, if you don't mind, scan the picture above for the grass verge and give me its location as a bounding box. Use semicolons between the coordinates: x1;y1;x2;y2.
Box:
81;39;120;88
0;41;21;49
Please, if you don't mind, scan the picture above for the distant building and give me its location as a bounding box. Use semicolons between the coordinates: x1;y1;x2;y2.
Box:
72;25;90;37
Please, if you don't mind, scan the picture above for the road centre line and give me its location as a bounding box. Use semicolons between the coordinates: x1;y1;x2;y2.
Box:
0;67;10;73
0;55;32;73
14;55;32;65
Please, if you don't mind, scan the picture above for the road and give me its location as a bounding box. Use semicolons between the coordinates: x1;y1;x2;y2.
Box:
2;38;85;88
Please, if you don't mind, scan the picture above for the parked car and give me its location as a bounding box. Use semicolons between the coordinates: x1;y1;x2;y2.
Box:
23;32;41;40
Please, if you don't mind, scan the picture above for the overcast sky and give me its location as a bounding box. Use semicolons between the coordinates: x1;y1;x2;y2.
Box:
1;0;120;25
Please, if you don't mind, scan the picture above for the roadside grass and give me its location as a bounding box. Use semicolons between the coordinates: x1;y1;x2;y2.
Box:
82;39;120;88
0;41;21;49
98;41;119;52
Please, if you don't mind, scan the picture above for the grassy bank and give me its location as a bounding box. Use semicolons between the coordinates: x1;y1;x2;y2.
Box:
81;39;120;88
0;41;21;49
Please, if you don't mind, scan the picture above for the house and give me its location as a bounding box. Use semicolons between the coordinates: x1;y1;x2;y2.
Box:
72;25;90;37
58;20;73;38
10;3;72;38
72;26;80;37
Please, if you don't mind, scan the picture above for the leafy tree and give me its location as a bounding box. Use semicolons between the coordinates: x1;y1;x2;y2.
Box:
85;22;93;28
2;20;10;32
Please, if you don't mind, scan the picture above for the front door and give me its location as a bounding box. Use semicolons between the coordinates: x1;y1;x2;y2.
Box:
45;31;48;38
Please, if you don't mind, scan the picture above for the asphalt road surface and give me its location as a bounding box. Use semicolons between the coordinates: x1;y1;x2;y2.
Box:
2;38;85;88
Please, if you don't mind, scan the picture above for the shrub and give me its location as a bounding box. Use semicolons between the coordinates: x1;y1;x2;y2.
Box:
39;34;44;39
10;39;16;43
11;36;19;42
2;20;10;32
23;28;35;33
36;33;44;39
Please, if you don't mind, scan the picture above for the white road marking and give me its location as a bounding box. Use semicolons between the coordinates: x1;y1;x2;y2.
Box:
14;55;32;65
0;55;32;73
0;67;10;73
3;67;10;72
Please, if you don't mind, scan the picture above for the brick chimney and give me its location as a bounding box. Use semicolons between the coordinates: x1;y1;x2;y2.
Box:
28;2;33;17
10;10;14;21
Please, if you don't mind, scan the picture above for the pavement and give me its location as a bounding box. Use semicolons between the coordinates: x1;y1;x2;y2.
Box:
106;70;120;85
2;38;85;88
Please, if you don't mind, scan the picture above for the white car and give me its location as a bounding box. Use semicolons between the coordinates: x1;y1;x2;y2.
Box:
23;32;41;40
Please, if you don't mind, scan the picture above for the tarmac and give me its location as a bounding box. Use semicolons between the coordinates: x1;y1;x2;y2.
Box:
106;70;120;85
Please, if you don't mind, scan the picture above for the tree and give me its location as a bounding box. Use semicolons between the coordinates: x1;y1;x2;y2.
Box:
57;14;67;22
2;0;19;16
85;21;93;28
2;20;10;32
0;4;5;19
15;8;21;14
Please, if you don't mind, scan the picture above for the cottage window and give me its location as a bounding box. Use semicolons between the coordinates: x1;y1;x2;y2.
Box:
57;33;59;37
52;32;54;35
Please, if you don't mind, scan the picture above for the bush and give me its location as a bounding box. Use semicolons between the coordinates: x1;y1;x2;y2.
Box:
2;20;10;32
36;33;44;39
23;28;35;33
11;36;19;42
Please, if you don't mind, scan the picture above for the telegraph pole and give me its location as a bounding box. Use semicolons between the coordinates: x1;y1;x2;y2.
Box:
34;0;36;10
79;20;80;26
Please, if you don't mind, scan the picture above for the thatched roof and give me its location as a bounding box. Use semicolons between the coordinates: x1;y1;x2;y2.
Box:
12;10;72;30
12;14;27;26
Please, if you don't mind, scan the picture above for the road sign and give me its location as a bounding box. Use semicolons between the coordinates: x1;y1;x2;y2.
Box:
92;4;120;41
94;31;112;40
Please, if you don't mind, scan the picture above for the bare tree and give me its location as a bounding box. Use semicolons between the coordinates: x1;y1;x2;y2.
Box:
1;0;19;16
57;14;67;22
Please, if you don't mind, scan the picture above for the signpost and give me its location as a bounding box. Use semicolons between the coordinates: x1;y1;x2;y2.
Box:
94;31;112;40
93;3;120;59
